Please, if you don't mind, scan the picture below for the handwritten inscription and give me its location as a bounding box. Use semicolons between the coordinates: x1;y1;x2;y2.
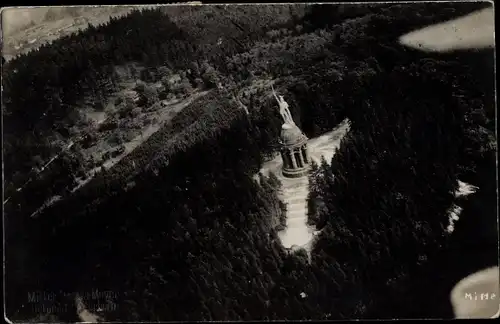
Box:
464;292;497;301
27;289;119;315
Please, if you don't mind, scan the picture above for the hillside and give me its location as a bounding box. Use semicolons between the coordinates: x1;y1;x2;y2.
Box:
3;3;496;322
2;6;307;203
2;6;136;60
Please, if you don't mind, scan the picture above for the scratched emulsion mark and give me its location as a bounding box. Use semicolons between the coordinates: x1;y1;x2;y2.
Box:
399;7;494;52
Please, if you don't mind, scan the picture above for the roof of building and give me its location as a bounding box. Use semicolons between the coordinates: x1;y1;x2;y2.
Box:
280;123;308;147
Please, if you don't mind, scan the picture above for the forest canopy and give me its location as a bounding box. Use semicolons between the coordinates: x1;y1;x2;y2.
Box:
3;3;496;322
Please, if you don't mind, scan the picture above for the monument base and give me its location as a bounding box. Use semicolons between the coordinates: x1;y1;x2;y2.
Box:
282;165;310;178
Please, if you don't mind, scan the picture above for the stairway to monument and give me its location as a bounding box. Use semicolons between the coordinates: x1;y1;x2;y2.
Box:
256;119;351;254
278;176;314;249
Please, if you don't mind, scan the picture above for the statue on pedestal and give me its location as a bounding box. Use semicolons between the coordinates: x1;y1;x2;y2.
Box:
272;84;295;126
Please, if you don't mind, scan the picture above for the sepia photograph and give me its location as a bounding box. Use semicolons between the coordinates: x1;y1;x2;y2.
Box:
2;2;498;322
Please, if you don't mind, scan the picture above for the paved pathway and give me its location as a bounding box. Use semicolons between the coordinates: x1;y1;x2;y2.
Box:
257;119;350;255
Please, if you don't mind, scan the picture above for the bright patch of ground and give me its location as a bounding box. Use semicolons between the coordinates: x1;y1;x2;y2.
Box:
2;7;136;59
446;180;479;233
455;180;479;198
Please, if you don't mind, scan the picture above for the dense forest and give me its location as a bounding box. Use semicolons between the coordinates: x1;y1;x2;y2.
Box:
3;2;496;322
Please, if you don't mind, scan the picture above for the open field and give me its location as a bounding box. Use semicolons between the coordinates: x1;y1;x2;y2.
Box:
2;6;136;59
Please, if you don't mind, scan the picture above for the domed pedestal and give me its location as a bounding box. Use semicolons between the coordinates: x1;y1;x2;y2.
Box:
279;123;310;179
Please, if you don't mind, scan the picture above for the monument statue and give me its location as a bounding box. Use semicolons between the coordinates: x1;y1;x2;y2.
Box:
272;85;295;126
